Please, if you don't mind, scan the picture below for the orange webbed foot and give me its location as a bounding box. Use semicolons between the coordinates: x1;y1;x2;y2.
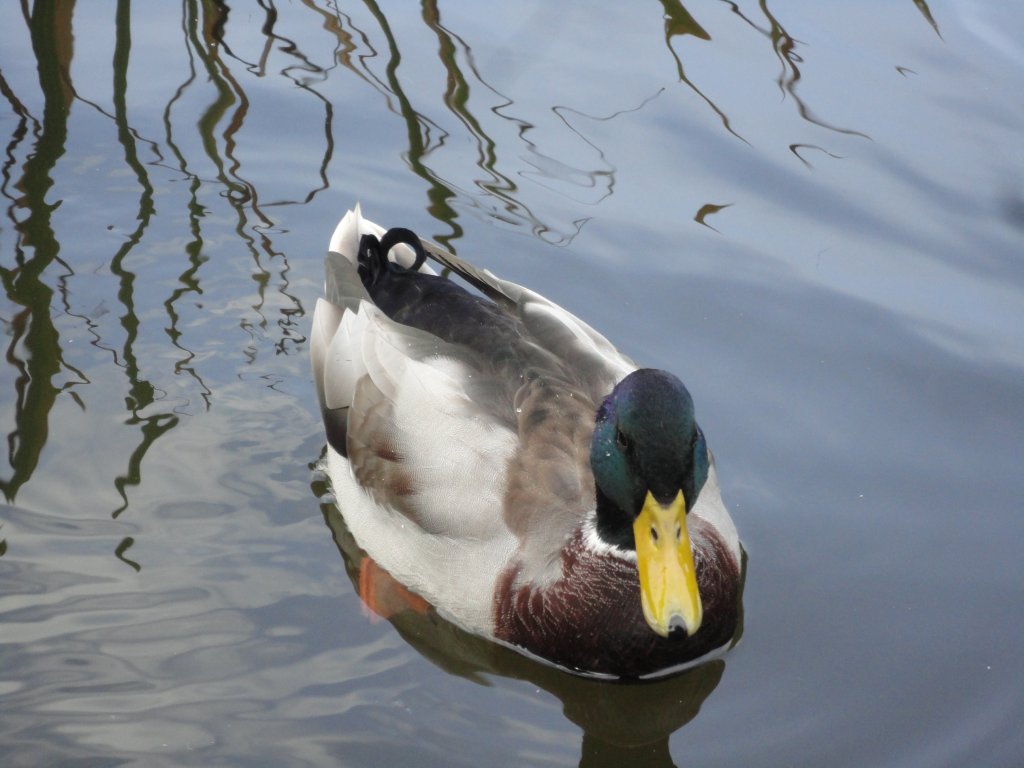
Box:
357;557;431;622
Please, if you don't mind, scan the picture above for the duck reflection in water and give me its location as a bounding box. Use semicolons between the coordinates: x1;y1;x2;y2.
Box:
323;505;745;768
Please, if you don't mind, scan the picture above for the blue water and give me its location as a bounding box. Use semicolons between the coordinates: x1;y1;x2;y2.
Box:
1;1;1023;765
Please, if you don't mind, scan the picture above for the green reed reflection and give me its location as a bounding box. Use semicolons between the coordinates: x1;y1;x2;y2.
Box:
662;0;710;40
321;0;626;245
719;0;869;141
187;0;283;363
659;0;747;143
0;1;72;503
224;1;335;206
423;0;585;246
0;0;320;557
161;3;216;406
201;0;307;357
114;534;141;571
353;0;463;247
913;0;941;38
108;0;181;522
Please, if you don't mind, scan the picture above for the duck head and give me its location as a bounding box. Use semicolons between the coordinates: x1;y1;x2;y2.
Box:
590;369;710;639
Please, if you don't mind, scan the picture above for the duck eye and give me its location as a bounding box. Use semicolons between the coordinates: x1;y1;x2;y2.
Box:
615;427;632;454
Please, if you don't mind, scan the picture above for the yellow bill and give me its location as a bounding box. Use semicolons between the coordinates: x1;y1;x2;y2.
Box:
633;490;702;637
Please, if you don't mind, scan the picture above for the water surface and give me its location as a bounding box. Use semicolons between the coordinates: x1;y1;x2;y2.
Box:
2;1;1023;766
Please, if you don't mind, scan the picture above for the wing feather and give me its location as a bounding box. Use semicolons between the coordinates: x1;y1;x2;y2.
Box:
314;208;633;563
419;237;636;398
318;296;517;538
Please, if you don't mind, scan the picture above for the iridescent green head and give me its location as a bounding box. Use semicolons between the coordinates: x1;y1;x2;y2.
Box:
590;368;710;637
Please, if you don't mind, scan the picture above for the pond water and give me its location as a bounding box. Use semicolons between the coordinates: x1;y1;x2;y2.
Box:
2;1;1023;766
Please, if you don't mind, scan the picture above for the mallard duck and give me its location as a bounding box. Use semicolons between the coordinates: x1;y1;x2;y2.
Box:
311;206;742;678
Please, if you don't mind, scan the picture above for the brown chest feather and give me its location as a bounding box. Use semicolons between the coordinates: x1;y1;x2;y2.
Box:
493;528;740;678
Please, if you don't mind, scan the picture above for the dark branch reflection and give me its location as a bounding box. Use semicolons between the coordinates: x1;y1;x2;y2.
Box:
720;0;870;142
660;0;748;144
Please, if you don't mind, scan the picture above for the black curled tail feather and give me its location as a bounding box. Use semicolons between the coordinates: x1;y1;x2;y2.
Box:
380;228;428;271
357;227;427;289
356;234;386;288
